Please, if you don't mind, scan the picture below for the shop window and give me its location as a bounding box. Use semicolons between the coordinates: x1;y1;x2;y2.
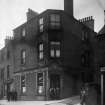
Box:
21;50;26;64
39;18;44;32
50;14;61;29
37;72;44;94
21;75;26;94
39;43;44;60
50;41;61;58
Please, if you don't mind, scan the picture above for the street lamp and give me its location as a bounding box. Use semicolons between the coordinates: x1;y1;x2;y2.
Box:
100;67;105;105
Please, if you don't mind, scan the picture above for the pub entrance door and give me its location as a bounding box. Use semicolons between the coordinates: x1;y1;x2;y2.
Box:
49;74;60;100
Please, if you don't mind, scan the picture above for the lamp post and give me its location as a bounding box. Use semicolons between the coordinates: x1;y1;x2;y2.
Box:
100;67;105;105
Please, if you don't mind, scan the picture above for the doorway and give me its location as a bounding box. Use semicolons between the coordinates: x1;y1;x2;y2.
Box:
49;74;60;100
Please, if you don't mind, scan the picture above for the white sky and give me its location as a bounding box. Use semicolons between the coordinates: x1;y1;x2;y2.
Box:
0;0;105;49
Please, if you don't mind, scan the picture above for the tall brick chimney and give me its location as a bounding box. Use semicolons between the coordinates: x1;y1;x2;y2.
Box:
26;8;39;21
64;0;73;16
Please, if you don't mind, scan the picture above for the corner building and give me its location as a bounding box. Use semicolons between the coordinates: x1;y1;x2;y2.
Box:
0;0;98;101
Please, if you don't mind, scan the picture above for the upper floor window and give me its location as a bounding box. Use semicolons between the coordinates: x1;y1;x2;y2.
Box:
50;41;61;58
81;51;90;67
37;72;44;94
7;65;10;79
22;28;26;37
39;43;44;60
21;75;26;94
21;50;26;64
1;69;4;80
50;14;61;29
7;50;10;59
39;18;44;32
82;31;88;41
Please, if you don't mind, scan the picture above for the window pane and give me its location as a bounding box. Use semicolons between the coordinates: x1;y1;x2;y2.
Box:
56;50;60;57
23;51;26;58
50;41;61;58
40;25;43;32
7;50;10;59
50;22;60;29
50;14;56;21
21;50;26;64
22;87;26;93
50;22;56;26
39;52;43;59
7;65;10;79
39;18;43;25
39;44;43;51
38;86;43;94
55;23;60;27
51;49;55;57
56;15;60;22
22;28;26;37
50;14;60;22
21;75;26;93
37;72;44;94
37;73;44;86
51;42;60;45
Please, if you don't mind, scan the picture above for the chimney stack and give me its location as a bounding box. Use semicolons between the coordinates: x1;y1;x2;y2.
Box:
26;8;39;21
79;16;94;31
64;0;73;16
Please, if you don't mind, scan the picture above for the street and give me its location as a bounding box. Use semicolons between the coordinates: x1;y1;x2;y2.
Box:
0;96;80;105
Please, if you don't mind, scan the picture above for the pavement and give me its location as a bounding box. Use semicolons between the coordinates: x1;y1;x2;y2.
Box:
0;96;80;105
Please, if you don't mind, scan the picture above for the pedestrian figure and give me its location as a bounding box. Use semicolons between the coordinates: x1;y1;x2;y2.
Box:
11;91;14;101
14;91;17;101
7;92;10;101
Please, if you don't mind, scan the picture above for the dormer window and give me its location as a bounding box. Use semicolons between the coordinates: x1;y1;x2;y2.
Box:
39;18;44;32
50;14;61;29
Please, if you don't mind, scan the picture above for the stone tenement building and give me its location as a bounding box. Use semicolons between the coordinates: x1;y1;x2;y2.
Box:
0;0;100;102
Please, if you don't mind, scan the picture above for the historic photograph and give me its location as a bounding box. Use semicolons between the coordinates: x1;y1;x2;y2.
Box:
0;0;105;105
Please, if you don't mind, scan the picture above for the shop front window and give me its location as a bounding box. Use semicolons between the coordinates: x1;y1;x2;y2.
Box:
37;72;44;94
21;75;26;94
